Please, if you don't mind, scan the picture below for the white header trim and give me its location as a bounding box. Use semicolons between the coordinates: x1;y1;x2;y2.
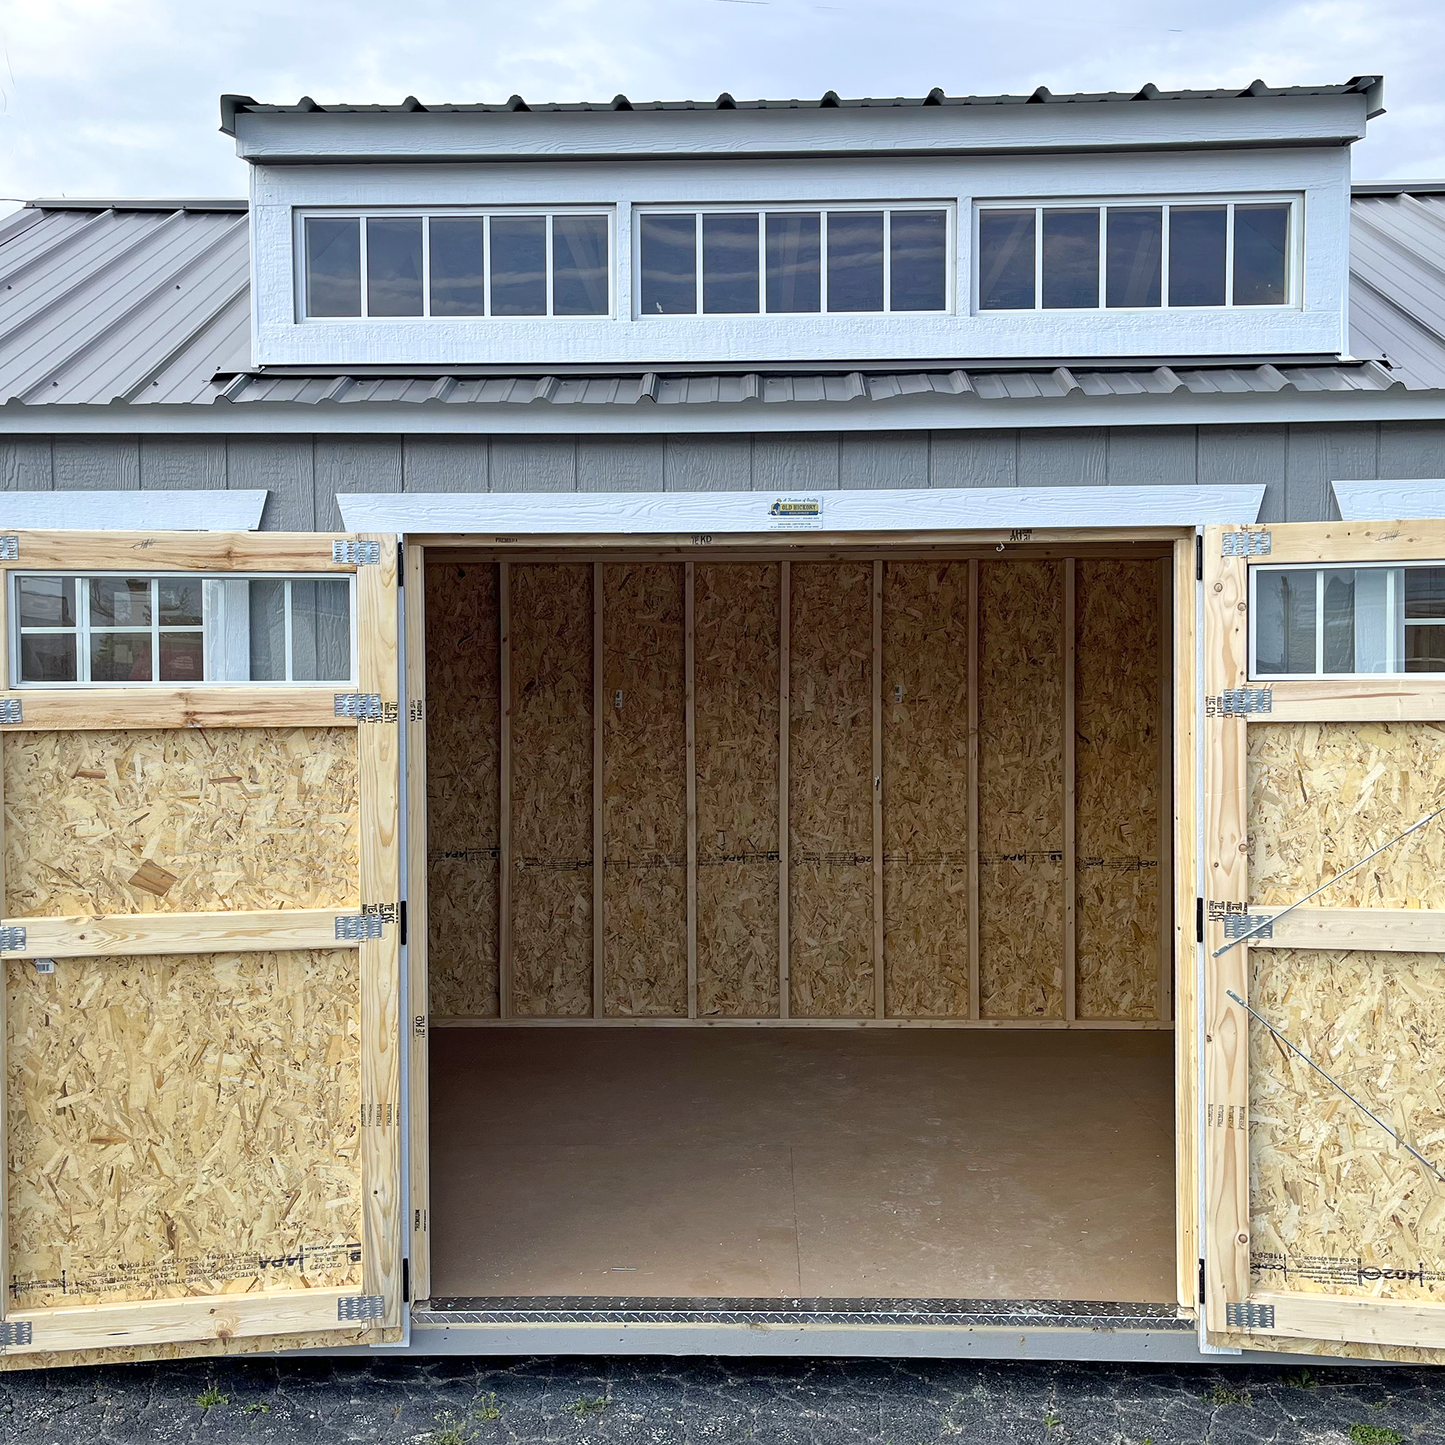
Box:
338;484;1264;535
1333;479;1445;519
0;491;268;531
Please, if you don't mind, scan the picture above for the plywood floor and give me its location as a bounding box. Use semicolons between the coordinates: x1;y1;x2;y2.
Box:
428;1029;1176;1303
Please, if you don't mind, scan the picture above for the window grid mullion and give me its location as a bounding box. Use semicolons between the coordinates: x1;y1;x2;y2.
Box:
151;578;161;683
283;580;295;684
882;210;891;315
1315;568;1325;676
758;210;768;316
421;215;432;319
1034;206;1043;311
1225;202;1236;307
1160;205;1172;311
545;214;555;319
695;212;704;316
358;219;370;320
820;210;829;314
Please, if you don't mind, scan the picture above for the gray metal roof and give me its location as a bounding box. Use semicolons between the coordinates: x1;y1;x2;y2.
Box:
0;179;1441;412
220;78;1384;130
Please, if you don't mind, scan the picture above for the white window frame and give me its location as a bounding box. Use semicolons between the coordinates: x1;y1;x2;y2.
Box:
1247;560;1445;679
294;207;616;322
972;193;1303;315
9;572;359;688
632;200;956;319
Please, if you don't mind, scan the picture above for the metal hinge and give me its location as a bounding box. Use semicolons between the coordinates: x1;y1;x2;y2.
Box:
0;536;17;561
1222;530;1271;557
336;914;385;941
334;692;396;721
1196;898;1204;944
0;1320;33;1348
1195;533;1204;581
1224;913;1272;941
1225;1301;1275;1330
0;699;20;725
0;927;26;952
1198;1260;1206;1305
399;898;408;947
333;540;381;566
337;1294;386;1323
1206;688;1273;717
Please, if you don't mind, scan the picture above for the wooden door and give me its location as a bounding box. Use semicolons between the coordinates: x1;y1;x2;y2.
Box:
1204;519;1445;1358
0;529;401;1366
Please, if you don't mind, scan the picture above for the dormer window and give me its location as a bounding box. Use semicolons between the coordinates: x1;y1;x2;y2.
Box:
637;205;952;317
299;210;612;319
975;197;1296;312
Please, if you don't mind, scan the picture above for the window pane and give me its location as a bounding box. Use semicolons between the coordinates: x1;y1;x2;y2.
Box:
702;213;760;315
305;217;361;317
640;214;697;315
290;580;351;681
489;216;548;317
1322;569;1355;673
552;215;609;316
890;210;947;311
429;218;486;317
1406;627;1445;672
978;209;1035;310
826;211;884;312
1169;206;1227;307
1255;570;1317;674
91;632;153;682
366;218;424;317
19;634;75;683
16;576;74;628
249;579;287;682
159;630;204;683
1042;208;1099;309
1353;568;1395;674
1106;208;1162;308
158;577;203;626
1234;204;1289;306
1404;567;1445;619
765;213;820;313
90;577;151;627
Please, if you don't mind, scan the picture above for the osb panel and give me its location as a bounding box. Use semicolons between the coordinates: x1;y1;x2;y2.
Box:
790;562;873;1018
978;560;1064;1020
7;950;361;1310
1249;722;1445;909
1076;559;1162;1021
425;562;500;1019
1249;947;1445;1304
603;564;687;1017
3;730;358;917
696;563;780;1018
0;1326;390;1373
881;561;970;1017
511;564;593;1018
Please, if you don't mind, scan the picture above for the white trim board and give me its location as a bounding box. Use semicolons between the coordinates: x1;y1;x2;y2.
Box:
338;484;1264;535
0;490;268;531
1333;479;1445;519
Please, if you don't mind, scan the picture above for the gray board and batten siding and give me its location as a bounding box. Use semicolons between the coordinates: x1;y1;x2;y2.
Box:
4;423;1445;529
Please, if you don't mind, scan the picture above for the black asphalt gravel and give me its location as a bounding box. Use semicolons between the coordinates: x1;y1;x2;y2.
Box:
0;1357;1442;1444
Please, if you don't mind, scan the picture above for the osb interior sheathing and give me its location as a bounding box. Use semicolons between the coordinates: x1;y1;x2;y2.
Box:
789;562;873;1018
510;564;593;1017
1249;722;1445;909
881;562;970;1017
978;560;1064;1019
3;729;359;917
7;949;361;1309
695;563;781;1018
1249;947;1445;1304
1076;559;1162;1021
603;564;687;1016
425;563;499;1018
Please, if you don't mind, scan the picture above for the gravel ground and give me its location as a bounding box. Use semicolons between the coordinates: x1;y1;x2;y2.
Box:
0;1357;1442;1444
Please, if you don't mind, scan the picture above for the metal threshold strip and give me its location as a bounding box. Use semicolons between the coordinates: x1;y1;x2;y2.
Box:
413;1297;1192;1330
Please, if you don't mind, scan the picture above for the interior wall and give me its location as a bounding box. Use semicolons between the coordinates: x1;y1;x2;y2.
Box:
425;550;1169;1025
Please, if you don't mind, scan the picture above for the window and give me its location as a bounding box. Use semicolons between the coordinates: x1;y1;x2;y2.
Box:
1251;565;1445;677
11;575;354;686
638;206;951;316
300;212;611;319
977;198;1294;312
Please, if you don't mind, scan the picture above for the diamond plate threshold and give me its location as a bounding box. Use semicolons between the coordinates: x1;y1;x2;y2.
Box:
413;1297;1192;1330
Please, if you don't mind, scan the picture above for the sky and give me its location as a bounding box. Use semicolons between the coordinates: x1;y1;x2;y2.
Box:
0;0;1442;215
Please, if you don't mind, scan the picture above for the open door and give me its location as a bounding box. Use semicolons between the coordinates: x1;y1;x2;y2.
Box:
0;529;402;1366
1203;519;1445;1358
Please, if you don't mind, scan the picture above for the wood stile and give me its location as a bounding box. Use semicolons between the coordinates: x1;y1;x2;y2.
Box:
779;561;791;1022
1157;557;1173;1023
0;690;358;732
967;559;980;1022
0;549;8;1334
1063;559;1077;1023
686;563;698;1020
592;564;605;1019
498;563;512;1021
872;561;884;1020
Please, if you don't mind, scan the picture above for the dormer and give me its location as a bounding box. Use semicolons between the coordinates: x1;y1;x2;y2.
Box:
224;78;1383;371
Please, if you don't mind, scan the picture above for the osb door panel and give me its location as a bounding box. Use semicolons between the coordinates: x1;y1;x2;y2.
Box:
1204;520;1445;1361
0;530;401;1367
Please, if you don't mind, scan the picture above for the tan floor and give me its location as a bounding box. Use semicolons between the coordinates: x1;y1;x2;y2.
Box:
428;1028;1176;1303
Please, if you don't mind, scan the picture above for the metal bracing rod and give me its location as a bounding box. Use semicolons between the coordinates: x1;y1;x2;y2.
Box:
1225;989;1445;1183
1212;802;1445;957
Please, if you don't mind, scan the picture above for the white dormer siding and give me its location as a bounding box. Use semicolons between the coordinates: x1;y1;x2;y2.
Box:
236;92;1367;370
